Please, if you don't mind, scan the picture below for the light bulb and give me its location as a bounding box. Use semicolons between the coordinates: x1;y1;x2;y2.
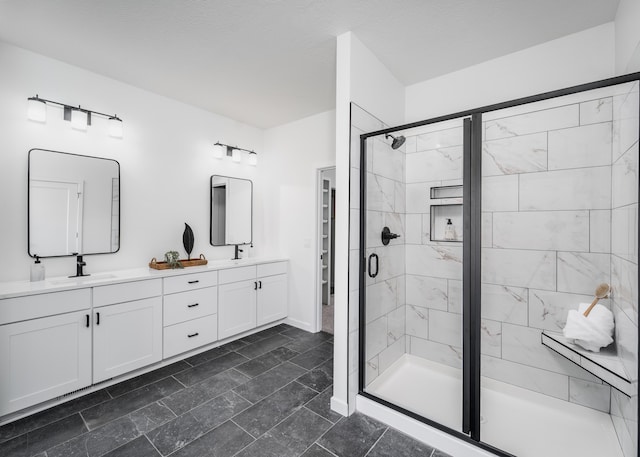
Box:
232;148;241;163
213;144;224;159
71;109;88;130
248;152;257;166
108;116;123;138
27;97;47;122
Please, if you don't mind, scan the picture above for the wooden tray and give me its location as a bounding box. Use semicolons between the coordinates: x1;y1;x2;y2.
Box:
149;254;208;270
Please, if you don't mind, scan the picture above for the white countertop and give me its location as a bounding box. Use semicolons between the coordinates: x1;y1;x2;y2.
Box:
0;257;287;299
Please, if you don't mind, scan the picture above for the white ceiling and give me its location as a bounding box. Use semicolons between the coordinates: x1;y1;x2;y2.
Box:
0;0;620;128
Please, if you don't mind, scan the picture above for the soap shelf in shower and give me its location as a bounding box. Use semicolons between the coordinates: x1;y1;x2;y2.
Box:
429;184;463;243
541;331;637;397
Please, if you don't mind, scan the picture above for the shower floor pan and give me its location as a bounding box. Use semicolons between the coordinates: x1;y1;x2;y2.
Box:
366;354;623;457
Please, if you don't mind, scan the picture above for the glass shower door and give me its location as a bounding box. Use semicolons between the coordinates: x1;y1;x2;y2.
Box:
479;81;639;457
361;116;469;434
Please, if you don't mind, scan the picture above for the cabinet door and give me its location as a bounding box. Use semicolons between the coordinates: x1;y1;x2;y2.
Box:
0;311;91;415
257;274;288;326
93;297;162;383
218;279;256;339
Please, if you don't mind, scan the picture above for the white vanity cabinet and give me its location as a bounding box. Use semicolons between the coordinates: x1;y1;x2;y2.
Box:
92;279;163;383
162;271;218;358
218;262;288;339
0;290;92;416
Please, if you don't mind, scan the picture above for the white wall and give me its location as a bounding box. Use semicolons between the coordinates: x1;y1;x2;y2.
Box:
405;23;616;123
333;31;405;416
262;110;336;331
0;42;264;281
615;0;640;74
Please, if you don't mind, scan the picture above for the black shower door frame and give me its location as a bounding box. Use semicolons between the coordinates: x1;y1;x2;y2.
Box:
358;71;640;457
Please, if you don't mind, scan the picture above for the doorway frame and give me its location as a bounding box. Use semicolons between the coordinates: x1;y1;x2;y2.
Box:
315;165;337;333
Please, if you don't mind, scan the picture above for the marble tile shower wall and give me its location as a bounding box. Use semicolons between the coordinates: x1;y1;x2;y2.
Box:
609;81;639;457
349;105;407;405
403;87;639;416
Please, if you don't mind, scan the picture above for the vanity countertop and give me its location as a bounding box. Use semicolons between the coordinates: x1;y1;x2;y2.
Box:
0;257;288;299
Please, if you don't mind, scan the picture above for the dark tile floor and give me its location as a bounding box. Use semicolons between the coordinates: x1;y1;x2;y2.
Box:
0;324;451;457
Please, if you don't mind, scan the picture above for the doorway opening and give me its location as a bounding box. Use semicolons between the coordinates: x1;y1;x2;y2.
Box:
317;167;336;334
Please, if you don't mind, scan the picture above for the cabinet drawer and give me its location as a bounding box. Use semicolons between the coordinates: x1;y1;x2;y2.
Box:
163;271;218;295
218;266;256;284
0;289;90;325
257;262;287;277
163;287;217;326
93;279;162;308
164;314;218;359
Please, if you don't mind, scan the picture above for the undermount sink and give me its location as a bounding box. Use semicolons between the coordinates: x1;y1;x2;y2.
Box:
50;274;117;285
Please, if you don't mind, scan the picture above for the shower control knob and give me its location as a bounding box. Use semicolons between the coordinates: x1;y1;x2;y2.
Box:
381;226;400;246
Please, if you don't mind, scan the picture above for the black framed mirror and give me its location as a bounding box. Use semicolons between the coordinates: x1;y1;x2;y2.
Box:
28;148;120;258
210;175;252;246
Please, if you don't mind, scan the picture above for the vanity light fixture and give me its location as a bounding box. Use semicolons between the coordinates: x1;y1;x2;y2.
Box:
214;141;257;166
26;94;124;138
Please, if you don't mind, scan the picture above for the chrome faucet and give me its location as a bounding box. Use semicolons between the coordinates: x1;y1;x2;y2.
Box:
70;254;90;278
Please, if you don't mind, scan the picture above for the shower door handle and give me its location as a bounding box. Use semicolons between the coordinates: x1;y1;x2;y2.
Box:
368;253;379;278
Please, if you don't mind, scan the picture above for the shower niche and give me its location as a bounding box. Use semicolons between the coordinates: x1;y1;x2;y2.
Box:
429;185;462;242
357;74;640;457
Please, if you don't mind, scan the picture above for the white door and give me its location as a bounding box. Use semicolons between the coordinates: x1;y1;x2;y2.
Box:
93;297;162;383
0;311;91;415
256;274;288;326
218;279;257;339
29;180;83;256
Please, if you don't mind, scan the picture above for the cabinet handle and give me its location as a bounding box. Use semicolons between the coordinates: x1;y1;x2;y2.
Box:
188;303;199;308
86;314;90;328
254;281;257;290
188;280;199;284
258;280;262;289
187;332;199;338
96;312;100;325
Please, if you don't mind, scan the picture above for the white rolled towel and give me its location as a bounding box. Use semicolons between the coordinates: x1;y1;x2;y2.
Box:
563;303;614;352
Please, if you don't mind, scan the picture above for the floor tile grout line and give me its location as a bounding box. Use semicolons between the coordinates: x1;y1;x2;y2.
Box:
315;441;341;457
362;426;390;457
230;417;260;440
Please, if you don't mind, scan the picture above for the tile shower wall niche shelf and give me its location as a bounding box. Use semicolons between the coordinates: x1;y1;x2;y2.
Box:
541;331;637;397
429;185;463;242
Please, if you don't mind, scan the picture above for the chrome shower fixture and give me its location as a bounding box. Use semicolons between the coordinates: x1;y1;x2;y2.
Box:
385;133;406;149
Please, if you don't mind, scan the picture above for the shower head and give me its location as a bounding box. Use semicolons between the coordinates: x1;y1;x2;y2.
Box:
385;133;406;150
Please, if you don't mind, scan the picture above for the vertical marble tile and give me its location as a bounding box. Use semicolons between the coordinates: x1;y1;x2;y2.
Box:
612;143;639;209
481;284;528;325
611;255;638;323
406;304;428;339
366;316;387;358
481;355;569;400
421;214;432;244
387;306;405;344
492;211;589;251
447;280;462;314
519;167;611;211
416;126;463;151
409;336;462;369
405;275;448;310
404;135;417;154
428;309;461;347
482;175;519;212
613;304;638;380
379;336;406;374
373;140;403;182
528;289;595;332
405;182;430;214
612;87;640;163
548;122;612;170
482;213;492;248
367;173;395;212
366;211;382;248
365;279;397;324
373;244;405;283
481;319;502;358
569;378;610;413
557;252;611;295
580;97;613;125
485;104;579;140
482;132;547;176
405;214;422;244
482;248;556;290
590;210;611;254
393;181;406;213
612;205;638;263
365;355;379;386
406;146;463;183
406;245;463;280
